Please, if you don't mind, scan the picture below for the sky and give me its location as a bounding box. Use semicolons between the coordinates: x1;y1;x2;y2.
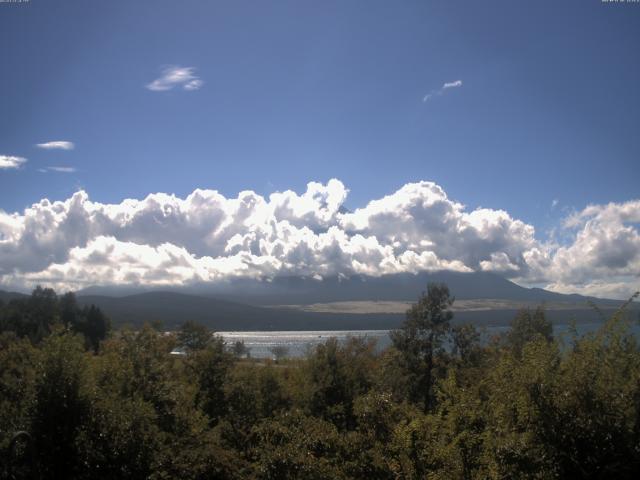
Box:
0;0;639;298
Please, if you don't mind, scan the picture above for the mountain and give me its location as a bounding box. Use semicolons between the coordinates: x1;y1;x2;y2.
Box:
78;271;619;305
75;291;402;331
4;271;635;331
74;289;634;331
77;291;280;330
184;271;623;306
0;290;28;303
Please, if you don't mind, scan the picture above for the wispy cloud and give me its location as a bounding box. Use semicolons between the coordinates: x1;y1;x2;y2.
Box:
0;155;27;169
36;141;75;150
146;66;203;92
423;79;463;102
442;80;463;90
38;166;77;173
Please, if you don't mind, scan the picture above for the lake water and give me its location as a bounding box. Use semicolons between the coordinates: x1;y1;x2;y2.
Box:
219;322;640;359
220;330;391;358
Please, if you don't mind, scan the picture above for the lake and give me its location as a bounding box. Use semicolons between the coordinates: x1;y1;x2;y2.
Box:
218;322;640;359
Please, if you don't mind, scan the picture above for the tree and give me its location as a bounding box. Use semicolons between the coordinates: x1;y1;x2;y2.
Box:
506;306;552;357
451;323;482;367
28;286;59;331
77;305;111;353
1;287;60;343
178;320;212;352
303;337;377;430
29;332;89;479
390;282;454;412
60;293;111;352
0;332;38;476
270;345;289;362
232;340;249;358
188;336;235;425
247;411;345;479
1;289;110;352
59;291;80;329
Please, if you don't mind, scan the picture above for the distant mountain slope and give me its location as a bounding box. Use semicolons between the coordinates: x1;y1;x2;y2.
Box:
2;278;635;331
75;271;628;306
190;271;623;306
4;271;635;331
75;290;632;332
77;292;280;330
0;290;28;303
70;271;636;330
75;291;405;331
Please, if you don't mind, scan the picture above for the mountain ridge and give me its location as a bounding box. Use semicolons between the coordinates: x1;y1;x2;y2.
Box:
3;271;635;331
76;271;625;305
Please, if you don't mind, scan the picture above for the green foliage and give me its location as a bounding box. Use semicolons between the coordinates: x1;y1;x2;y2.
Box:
76;304;111;353
178;320;212;351
0;333;38;471
77;392;162;479
29;331;90;478
303;337;377;430
247;411;346;479
59;292;111;351
0;287;111;351
390;282;454;411
506;306;553;357
451;323;482;367
0;286;638;479
187;335;235;425
233;340;249;358
0;286;59;343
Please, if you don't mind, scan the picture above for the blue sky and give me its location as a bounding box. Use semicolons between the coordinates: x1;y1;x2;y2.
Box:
2;0;638;224
1;1;639;297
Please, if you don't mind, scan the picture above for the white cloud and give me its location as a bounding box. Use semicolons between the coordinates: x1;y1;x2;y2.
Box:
184;79;203;91
0;180;637;298
423;79;463;102
0;155;27;169
541;200;640;298
47;166;77;173
443;80;463;89
36;141;75;150
146;66;204;92
480;252;521;274
544;280;637;301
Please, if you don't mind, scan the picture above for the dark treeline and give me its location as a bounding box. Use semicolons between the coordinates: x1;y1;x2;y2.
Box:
1;284;639;479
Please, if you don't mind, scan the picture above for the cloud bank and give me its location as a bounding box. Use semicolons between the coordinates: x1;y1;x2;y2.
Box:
146;66;203;92
0;180;638;298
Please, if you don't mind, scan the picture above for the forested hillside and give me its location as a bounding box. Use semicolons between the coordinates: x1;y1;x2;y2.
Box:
1;285;639;479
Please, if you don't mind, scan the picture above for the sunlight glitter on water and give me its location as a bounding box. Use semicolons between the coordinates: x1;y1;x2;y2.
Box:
217;322;640;359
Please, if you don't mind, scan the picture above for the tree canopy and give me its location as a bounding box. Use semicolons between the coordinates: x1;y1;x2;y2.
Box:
1;285;639;479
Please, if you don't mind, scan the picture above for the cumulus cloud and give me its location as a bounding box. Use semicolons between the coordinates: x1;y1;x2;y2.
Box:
146;66;203;91
0;180;638;298
423;79;463;102
36;141;75;150
541;200;640;296
0;155;27;169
